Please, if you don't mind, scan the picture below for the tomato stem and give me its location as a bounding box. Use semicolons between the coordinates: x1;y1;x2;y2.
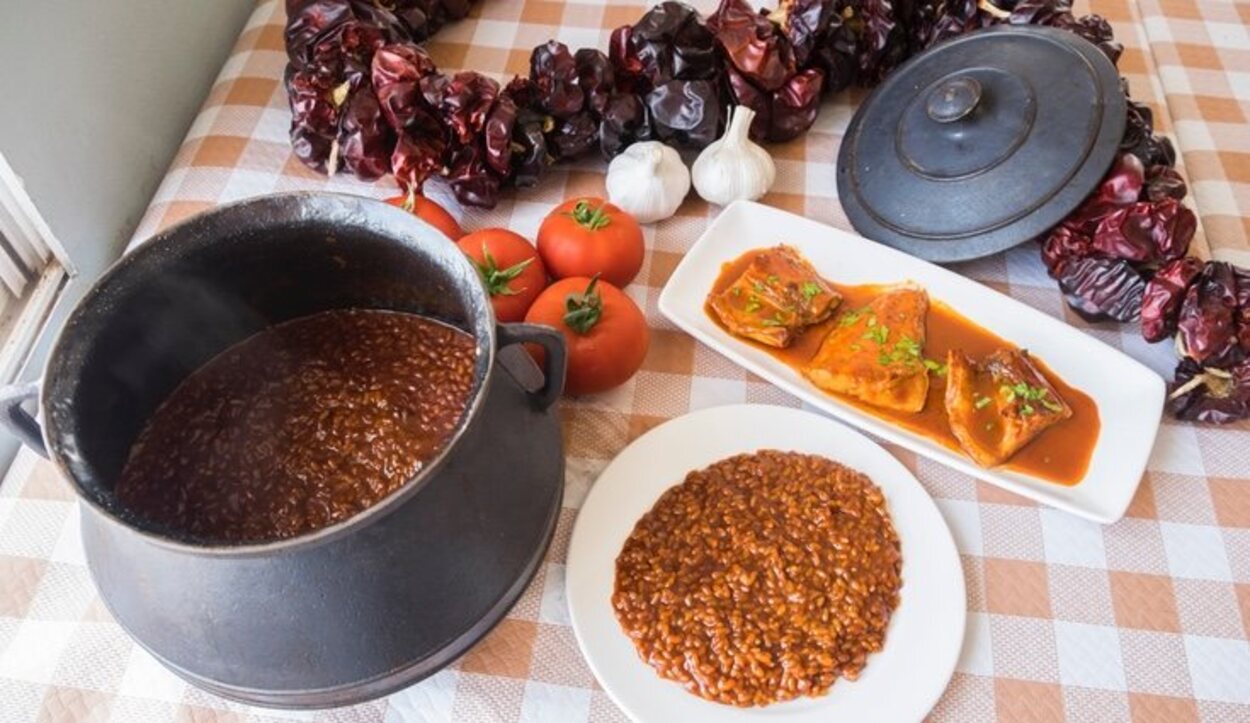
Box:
563;275;604;335
566;199;611;231
474;242;532;297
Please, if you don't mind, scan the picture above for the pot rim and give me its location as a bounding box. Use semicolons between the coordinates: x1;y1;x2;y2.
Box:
40;191;498;558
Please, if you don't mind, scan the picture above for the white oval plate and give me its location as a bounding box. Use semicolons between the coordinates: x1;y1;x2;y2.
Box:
657;200;1166;524
566;404;965;723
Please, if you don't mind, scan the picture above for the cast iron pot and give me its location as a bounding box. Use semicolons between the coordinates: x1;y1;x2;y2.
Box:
0;193;568;707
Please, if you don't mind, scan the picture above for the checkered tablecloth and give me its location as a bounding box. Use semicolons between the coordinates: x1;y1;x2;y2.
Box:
2;1;1248;721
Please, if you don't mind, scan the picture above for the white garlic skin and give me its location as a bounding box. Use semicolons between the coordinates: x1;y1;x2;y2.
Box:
605;141;691;224
691;106;776;206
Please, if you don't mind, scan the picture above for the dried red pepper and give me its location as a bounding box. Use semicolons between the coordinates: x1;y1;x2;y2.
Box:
1168;358;1250;424
445;143;499;208
287;4;398;78
1060;153;1145;236
843;0;905;86
769;67;825;142
712;0;824;142
709;0;797;92
1121;98;1176;168
338;84;393;180
918;0;986;49
646;79;724;149
1157;264;1250;423
1176;262;1244;367
1041;143;1196;328
575;49;615;118
727;62;823;143
1090;199;1196;265
286;1;356;68
284;0;481;175
772;0;838;69
531;41;585;120
608;25;648;93
1041;226;1093;276
1236;266;1250;356
431;71;499;146
1141;257;1205;343
1144;165;1187;203
391;120;445;193
1008;2;1121;63
1055;256;1146;323
394;0;473;40
512;107;553;187
629;1;721;87
804;8;857;95
483;94;518;178
371;43;438;132
600;93;653;159
550;112;599;161
286;67;344;173
725;68;772;140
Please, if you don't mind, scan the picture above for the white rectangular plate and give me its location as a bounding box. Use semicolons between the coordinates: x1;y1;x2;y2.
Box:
658;200;1165;524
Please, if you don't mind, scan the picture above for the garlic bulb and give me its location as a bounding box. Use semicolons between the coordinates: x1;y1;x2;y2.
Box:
605;141;690;224
691;106;776;206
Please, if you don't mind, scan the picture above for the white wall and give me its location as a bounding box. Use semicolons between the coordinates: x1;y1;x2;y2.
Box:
0;0;257;466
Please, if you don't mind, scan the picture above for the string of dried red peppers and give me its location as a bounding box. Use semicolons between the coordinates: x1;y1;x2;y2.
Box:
282;0;1250;423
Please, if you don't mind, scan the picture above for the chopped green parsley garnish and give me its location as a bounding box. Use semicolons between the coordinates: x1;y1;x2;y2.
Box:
838;309;865;327
974;395;992;410
863;324;889;346
873;334;925;367
767;274;780;284
731;287;742;297
894;336;921;359
1002;381;1057;413
760;312;787;327
745;297;762;313
923;358;948;376
801;281;822;301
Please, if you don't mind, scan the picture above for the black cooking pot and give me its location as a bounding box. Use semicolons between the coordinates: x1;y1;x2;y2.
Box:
0;193;568;707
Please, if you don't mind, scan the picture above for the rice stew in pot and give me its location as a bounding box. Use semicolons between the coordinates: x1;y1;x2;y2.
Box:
114;309;477;543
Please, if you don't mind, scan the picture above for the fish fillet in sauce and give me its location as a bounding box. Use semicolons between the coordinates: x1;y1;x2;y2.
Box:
707;245;840;348
804;283;930;413
944;348;1073;467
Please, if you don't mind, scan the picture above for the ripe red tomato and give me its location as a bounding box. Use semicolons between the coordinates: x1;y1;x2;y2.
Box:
386;194;465;241
457;229;547;323
524;276;650;396
536;197;644;288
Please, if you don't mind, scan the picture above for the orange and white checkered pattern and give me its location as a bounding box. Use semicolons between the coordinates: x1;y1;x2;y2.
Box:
1136;0;1250;268
3;1;1249;721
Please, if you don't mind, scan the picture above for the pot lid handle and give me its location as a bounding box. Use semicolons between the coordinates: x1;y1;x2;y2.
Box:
926;75;982;123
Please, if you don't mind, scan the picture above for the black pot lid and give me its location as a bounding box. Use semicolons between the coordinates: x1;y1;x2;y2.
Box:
836;25;1126;263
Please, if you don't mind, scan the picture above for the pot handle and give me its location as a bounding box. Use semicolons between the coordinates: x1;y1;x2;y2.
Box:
0;382;47;458
496;323;566;411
